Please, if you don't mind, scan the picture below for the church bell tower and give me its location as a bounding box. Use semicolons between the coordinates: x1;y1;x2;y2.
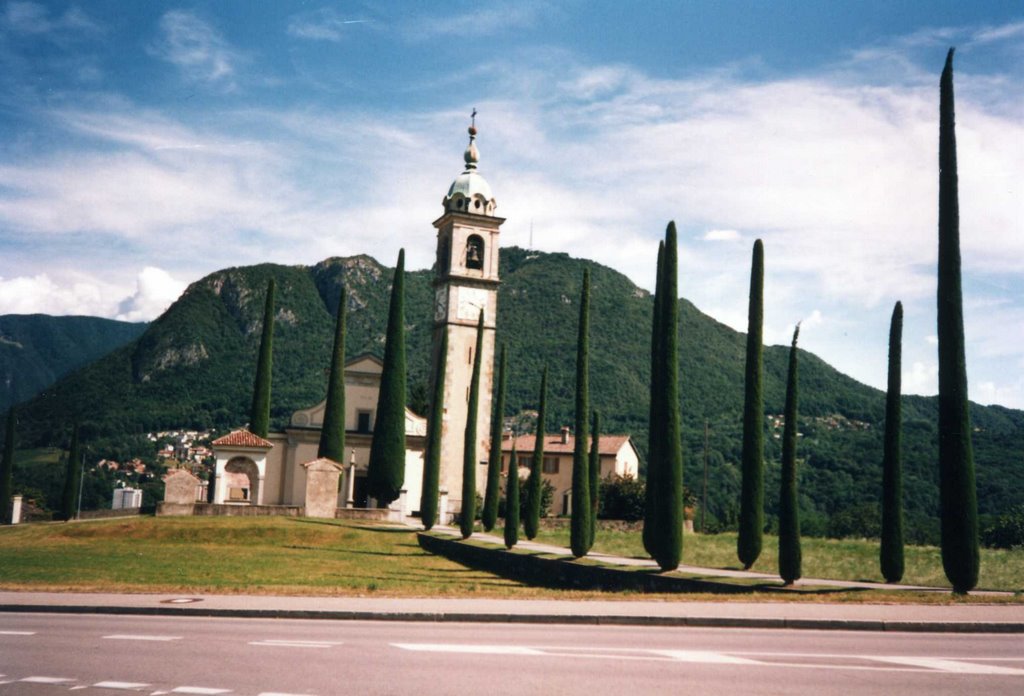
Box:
431;115;503;514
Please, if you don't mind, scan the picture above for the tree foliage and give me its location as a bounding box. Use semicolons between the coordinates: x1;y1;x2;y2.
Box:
249;279;276;438
504;441;520;549
570;269;591;558
367;250;407;506
460;311;485;539
317;285;347;462
0;408;14;523
881;301;904;583
778;326;802;584
524;367;547;540
738;239;765;569
420;330;447;530
936;47;979;594
60;424;82;521
589;410;600;547
483;344;507;531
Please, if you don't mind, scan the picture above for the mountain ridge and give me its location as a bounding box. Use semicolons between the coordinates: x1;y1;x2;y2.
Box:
10;248;1023;533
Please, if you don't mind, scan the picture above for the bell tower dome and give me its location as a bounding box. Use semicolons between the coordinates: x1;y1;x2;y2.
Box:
430;113;504;517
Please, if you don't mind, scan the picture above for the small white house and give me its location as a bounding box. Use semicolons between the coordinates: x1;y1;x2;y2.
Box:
112;487;143;510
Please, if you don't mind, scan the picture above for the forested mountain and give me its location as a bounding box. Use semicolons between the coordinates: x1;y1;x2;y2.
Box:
11;249;1023;537
0;314;147;412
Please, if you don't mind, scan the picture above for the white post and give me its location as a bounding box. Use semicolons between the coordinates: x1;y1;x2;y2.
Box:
10;495;22;524
346;451;356;508
439;488;449;526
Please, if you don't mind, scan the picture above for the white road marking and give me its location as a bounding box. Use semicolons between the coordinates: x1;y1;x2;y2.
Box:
104;634;182;642
392;643;544;655
21;676;75;683
0;630;36;635
872;657;1024;675
94;681;152;690
258;693;318;696
657;650;763;665
249;639;343;649
171;688;232;694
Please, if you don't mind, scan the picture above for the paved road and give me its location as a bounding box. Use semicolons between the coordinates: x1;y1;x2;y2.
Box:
1;613;1022;695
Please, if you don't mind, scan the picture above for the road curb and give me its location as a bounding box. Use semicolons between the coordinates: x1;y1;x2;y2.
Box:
2;603;1022;633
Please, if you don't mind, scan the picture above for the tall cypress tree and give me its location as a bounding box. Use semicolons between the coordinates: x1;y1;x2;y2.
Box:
482;344;507;531
318;286;347;462
937;48;978;594
778;325;802;585
460;310;485;538
249;278;276;438
0;408;14;524
570;269;591;558
881;301;905;583
588;410;601;548
738;239;765;569
653;222;683;571
642;241;665;558
524;366;547;540
60;424;82;522
367;250;407;507
504;440;520;549
420;330;448;530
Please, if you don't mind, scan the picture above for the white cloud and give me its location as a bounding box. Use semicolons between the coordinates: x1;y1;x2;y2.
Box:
149;10;240;88
0;273;107;316
906;360;938;395
287;8;370;42
703;229;741;242
116;267;186;322
406;1;549;40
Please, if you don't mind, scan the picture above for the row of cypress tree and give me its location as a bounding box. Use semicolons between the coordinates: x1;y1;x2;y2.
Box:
731;49;977;592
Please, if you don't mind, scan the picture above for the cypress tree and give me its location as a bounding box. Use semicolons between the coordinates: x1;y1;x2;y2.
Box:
60;424;82;522
420;330;448;530
249;279;276;438
778;325;802;585
460;310;485;538
0;408;14;524
570;269;591;558
653;222;683;571
937;48;979;594
738;239;765;569
523;366;547;540
318;286;347;463
642;241;665;558
367;250;407;506
881;301;905;583
482;344;507;531
504;440;520;549
588;410;601;548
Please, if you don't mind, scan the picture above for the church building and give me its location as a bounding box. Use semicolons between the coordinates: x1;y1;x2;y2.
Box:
207;120;501;519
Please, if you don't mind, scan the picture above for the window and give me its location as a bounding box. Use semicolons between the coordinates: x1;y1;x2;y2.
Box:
357;411;372;434
465;234;484;270
517;455;531;469
542;456;559;474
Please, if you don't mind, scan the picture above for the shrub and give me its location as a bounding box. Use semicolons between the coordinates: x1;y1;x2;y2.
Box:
982;505;1024;549
599;474;645;521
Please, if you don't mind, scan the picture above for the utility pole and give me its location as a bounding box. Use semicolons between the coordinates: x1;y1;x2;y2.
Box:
702;419;709;534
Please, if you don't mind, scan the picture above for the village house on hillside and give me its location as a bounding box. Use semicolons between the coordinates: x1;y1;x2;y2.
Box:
501;429;639;516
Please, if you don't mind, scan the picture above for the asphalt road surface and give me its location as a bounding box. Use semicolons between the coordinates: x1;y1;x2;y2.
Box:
1;612;1022;695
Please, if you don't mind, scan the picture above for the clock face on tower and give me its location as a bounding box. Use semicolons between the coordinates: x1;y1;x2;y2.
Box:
456;287;488;321
434;288;447;322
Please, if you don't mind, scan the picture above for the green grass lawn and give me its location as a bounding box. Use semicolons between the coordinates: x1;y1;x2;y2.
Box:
2;516;1020;600
0;516;567;597
501;523;1024;593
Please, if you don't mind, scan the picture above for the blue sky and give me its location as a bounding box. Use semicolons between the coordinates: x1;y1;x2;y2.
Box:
0;1;1022;408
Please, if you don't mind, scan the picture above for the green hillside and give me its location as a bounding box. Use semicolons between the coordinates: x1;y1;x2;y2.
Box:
11;249;1024;538
0;314;146;412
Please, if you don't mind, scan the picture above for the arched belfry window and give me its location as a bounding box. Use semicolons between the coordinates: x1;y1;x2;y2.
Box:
466;234;484;270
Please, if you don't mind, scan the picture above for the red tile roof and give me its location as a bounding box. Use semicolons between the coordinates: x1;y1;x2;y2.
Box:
500;433;632;456
212;430;274;449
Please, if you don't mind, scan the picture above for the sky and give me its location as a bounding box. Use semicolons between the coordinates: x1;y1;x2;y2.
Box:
0;1;1022;408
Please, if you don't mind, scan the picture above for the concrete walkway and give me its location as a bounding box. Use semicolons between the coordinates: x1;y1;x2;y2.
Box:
1;590;1022;633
